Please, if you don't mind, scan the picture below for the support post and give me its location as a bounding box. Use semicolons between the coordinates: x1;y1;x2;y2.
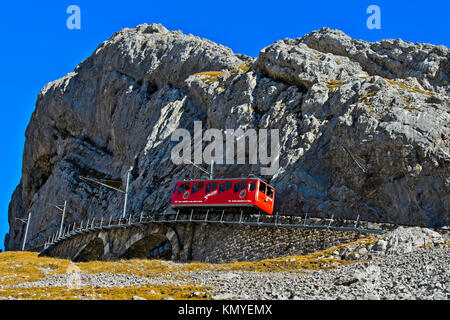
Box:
303;213;308;227
328;214;334;228
354;214;360;228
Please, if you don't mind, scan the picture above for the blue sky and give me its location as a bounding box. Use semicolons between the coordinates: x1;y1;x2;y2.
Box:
0;0;448;250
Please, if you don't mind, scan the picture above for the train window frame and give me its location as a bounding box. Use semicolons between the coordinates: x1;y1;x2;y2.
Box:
266;186;274;198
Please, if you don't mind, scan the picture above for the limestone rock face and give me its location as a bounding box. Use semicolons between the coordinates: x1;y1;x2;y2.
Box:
5;24;449;250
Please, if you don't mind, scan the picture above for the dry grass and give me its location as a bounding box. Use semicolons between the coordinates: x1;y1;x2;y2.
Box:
0;284;210;300
0;252;71;286
326;79;344;90
0;236;378;299
191;71;223;85
384;78;435;96
191;64;251;86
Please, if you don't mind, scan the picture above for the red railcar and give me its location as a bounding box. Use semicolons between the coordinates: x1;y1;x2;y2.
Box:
171;178;275;215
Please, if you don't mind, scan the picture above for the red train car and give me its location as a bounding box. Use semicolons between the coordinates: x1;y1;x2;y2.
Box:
171;178;275;215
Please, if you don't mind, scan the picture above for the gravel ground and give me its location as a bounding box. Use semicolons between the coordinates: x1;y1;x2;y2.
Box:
198;247;449;300
5;247;448;300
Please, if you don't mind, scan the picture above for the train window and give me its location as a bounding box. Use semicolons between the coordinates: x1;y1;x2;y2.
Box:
259;181;266;194
219;182;226;194
178;183;190;194
267;186;274;198
219;181;233;194
193;182;203;194
205;183;211;194
173;184;178;193
233;181;240;193
213;181;217;190
241;181;247;190
249;182;256;191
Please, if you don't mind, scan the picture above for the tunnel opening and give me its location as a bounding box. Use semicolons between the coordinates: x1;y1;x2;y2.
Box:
73;238;104;262
121;234;172;260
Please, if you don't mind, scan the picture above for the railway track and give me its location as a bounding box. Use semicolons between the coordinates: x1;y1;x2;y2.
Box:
40;209;391;255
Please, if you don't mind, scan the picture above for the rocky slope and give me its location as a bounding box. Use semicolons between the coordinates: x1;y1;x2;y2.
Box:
5;23;450;250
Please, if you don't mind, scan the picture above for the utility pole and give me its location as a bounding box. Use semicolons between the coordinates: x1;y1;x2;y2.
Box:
122;166;133;219
210;160;214;180
16;212;31;251
53;201;67;237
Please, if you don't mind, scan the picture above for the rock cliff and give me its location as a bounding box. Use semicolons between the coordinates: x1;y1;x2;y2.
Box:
5;24;449;250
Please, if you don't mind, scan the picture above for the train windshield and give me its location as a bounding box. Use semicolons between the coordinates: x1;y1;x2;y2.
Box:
259;181;266;194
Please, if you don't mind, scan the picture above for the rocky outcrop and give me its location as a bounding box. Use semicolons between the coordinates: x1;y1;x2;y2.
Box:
5;24;449;250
